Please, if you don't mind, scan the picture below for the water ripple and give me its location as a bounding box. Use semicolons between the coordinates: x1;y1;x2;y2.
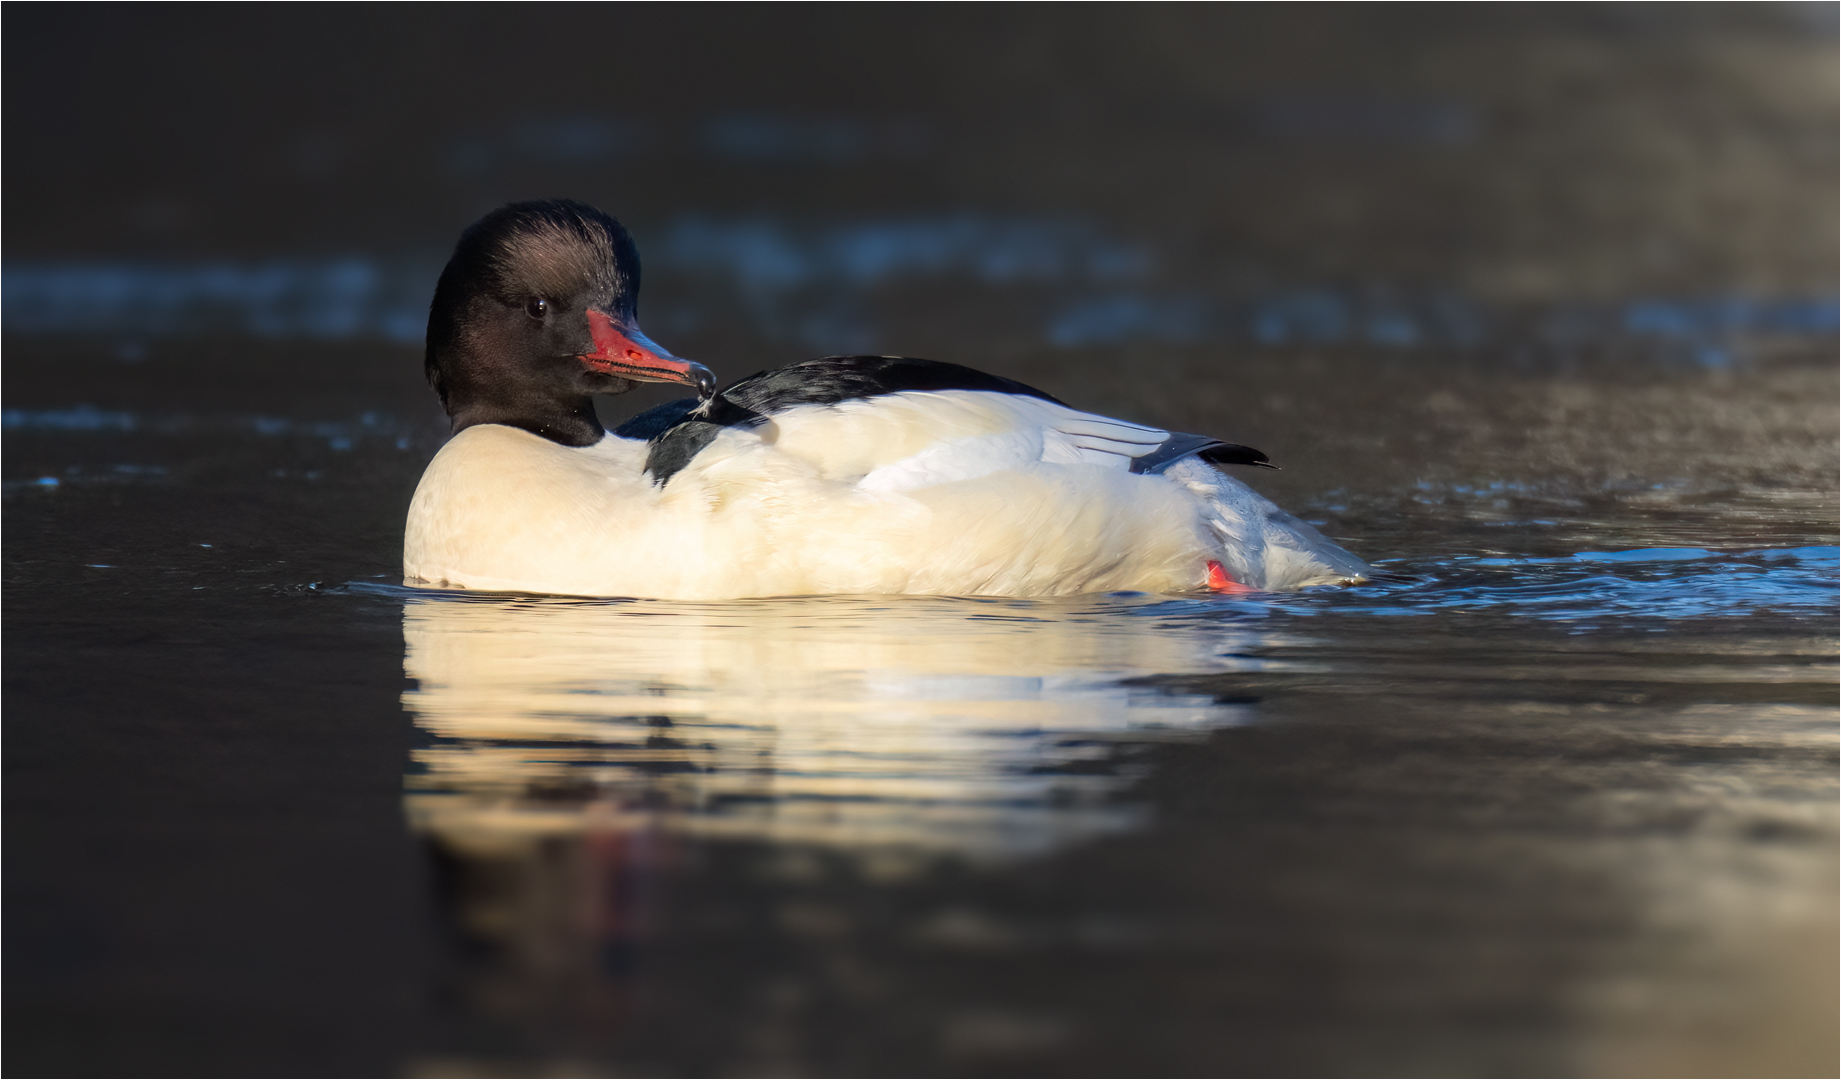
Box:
1319;545;1840;624
349;543;1837;865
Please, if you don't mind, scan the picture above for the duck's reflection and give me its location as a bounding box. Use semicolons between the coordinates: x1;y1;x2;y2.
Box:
400;592;1284;1051
403;593;1285;856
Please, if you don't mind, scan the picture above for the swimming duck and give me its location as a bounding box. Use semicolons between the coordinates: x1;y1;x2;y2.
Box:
404;199;1369;598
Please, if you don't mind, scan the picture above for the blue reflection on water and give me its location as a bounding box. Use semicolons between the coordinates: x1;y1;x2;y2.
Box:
2;259;433;344
660;215;1149;290
0;404;138;432
1299;545;1840;624
0;217;1148;347
3;233;1833;360
1;406;414;451
1046;291;1837;356
1047;295;1212;347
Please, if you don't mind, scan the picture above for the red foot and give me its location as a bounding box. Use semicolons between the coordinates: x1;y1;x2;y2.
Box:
1206;560;1254;593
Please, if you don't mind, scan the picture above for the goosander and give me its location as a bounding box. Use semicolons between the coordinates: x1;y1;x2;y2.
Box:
404;200;1369;598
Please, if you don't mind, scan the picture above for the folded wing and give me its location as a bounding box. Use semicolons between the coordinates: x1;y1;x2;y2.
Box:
622;356;1271;492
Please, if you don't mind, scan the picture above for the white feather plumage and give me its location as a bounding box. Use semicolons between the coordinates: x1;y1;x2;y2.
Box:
404;390;1368;598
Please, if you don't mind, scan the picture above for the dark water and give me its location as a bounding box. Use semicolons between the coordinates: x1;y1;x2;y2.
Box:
5;8;1837;1077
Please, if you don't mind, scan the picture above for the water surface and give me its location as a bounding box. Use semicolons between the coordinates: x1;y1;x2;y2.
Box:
376;524;1834;1075
5;7;1837;1076
11;381;1832;1074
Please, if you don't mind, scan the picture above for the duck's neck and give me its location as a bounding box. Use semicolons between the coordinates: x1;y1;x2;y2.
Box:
448;391;605;448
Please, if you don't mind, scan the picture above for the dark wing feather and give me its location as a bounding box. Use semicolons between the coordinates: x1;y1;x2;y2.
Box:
721;355;1065;413
1130;433;1275;474
1198;441;1276;470
613;397;702;441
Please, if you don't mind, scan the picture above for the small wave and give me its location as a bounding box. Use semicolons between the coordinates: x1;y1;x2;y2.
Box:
2;406;419;452
2;259;434;343
1047;291;1838;358
1315;545;1839;624
338;546;1838;627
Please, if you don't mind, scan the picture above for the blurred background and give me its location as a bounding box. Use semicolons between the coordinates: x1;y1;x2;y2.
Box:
8;5;1836;376
5;5;1836;1077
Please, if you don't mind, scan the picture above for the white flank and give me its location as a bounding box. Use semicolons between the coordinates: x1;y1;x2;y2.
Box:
404;390;1369;599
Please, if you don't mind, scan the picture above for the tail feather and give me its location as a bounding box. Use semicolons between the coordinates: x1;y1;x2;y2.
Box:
1131;432;1274;474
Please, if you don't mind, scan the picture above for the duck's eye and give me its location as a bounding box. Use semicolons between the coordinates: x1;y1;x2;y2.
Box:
525;297;549;320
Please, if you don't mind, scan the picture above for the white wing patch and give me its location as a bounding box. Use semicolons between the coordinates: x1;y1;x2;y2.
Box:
1038;413;1170;466
818;391;1170;494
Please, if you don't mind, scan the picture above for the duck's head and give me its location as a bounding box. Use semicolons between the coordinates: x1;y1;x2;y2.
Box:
426;199;715;446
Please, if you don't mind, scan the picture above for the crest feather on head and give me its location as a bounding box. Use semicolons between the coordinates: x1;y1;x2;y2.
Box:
455;199;641;310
